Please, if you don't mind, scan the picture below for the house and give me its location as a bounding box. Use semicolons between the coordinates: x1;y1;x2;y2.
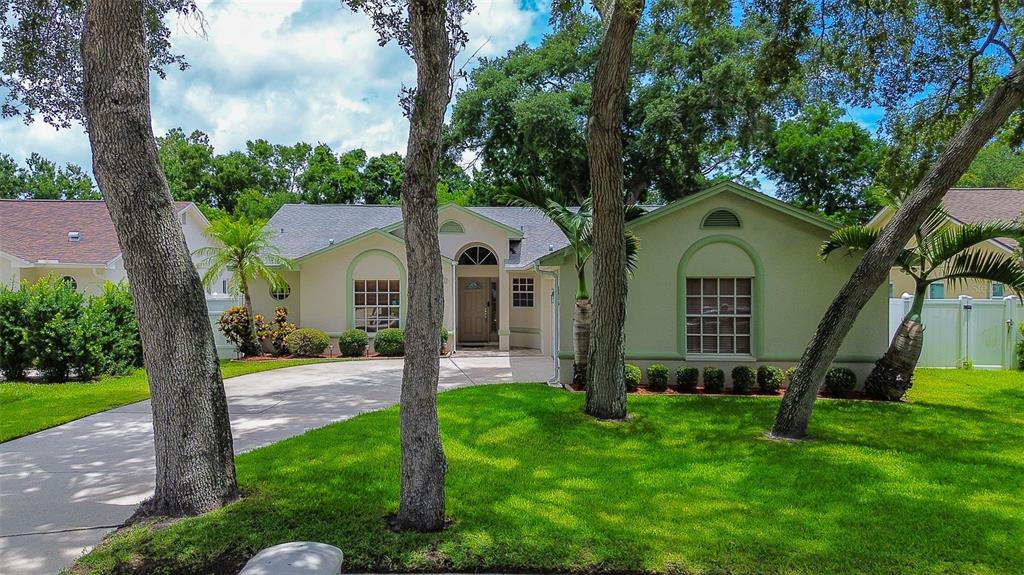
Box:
0;199;226;295
251;181;887;385
868;188;1024;300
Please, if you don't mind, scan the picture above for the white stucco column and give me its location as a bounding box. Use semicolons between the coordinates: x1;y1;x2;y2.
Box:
498;261;510;350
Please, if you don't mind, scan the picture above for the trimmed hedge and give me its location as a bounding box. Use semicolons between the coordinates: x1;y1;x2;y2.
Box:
374;328;405;357
675;367;699;392
703;367;724;393
731;366;756;394
824;367;858;395
757;365;784;394
338;329;369;357
646;364;669;391
624;364;641;392
284;328;330;357
0;285;29;380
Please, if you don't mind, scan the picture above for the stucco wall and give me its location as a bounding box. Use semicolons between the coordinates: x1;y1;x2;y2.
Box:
0;256;20;288
556;190;887;387
18;265;127;296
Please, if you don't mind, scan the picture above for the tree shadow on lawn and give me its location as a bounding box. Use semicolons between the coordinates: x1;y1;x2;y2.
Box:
78;385;1024;575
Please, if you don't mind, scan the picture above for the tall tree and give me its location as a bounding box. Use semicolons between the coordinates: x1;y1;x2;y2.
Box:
770;0;1024;439
0;154;19;198
157;128;216;205
363;152;405;204
346;0;472;530
1;0;239;515
761;103;885;225
583;0;646;420
957;138;1024;188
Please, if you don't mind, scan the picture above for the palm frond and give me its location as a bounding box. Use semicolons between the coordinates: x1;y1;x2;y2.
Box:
933;249;1024;291
819;226;879;259
921;221;1024;271
625;231;641;277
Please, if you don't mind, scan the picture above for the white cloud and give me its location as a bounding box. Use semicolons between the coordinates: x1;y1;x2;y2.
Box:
0;0;545;172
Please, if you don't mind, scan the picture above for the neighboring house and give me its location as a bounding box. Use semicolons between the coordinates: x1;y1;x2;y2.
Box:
0;199;228;296
867;188;1024;300
251;181;886;385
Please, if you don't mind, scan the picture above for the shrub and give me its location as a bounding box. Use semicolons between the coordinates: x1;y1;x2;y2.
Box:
85;282;143;375
675;367;699;392
284;328;330;357
24;275;102;381
374;328;405;357
338;328;369;357
624;363;642;392
646;364;669;391
731;366;756;394
440;327;450;353
757;365;784;394
263;307;296;355
1017;324;1024;369
0;283;29;380
784;367;797;383
824;367;857;395
218;306;261;356
703;367;724;393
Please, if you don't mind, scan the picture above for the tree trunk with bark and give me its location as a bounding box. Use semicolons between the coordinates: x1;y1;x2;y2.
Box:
770;65;1024;440
393;0;450;532
572;298;592;388
240;275;260;355
585;0;645;420
864;283;927;400
81;0;237;516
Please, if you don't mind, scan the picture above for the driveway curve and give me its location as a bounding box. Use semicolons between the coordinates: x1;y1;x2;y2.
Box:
0;354;553;574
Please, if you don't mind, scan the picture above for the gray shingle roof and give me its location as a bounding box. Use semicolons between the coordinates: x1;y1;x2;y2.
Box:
266;204;571;268
943;188;1024;250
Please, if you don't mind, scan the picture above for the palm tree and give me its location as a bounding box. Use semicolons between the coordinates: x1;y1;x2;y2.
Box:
820;203;1024;400
500;181;642;388
194;218;292;354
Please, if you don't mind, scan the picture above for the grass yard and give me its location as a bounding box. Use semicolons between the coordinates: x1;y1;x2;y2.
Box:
0;358;336;442
78;369;1024;575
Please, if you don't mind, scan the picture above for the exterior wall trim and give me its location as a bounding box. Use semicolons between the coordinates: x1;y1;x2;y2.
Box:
344;248;407;331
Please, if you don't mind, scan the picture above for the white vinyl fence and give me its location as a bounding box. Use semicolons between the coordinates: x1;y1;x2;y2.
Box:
889;295;1023;369
206;295;243;360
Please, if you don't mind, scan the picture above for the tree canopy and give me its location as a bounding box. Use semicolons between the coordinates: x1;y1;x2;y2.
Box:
0;152;99;200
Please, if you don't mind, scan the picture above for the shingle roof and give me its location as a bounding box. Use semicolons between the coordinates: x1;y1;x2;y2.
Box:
267;204;571;268
943;188;1024;250
0;200;194;265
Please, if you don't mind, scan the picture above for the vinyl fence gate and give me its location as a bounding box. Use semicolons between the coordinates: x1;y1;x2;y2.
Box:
206;295;242;360
888;295;1023;369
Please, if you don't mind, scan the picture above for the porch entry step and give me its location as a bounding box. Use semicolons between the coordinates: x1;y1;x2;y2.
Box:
239;541;343;575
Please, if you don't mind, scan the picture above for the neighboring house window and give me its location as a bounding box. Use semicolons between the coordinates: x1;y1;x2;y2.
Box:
62;276;77;291
270;282;291;301
928;282;945;299
221;279;228;294
685;277;752;355
458;246;498;265
888;280;894;298
991;282;1005;299
512;277;534;307
354;279;400;333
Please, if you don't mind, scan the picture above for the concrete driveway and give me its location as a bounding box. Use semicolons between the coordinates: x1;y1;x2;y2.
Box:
0;354;553;574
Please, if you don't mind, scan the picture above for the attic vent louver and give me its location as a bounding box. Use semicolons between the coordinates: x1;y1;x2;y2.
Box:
702;209;741;228
68;231;81;242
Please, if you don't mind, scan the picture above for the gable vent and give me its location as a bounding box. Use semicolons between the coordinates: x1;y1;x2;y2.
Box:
68;231;82;242
702;209;741;228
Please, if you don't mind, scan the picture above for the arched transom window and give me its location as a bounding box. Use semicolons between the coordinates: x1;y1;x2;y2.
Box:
458;246;498;265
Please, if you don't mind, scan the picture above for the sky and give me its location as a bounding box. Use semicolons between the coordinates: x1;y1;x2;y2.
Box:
0;0;552;172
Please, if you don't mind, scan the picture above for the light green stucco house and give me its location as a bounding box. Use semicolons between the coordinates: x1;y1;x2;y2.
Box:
251;181;887;387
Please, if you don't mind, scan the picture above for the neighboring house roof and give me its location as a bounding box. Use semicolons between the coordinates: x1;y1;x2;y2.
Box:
0;199;195;266
267;203;573;268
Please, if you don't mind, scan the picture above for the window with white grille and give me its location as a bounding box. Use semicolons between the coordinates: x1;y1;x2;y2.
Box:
354;279;400;333
685;277;752;355
512;277;534;307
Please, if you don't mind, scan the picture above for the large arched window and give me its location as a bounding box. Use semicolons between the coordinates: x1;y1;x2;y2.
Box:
458;245;497;265
680;240;758;356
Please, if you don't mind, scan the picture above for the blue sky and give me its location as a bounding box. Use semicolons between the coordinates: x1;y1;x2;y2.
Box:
0;0;551;172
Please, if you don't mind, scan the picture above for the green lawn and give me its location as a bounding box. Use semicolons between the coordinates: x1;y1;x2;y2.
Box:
0;359;335;442
78;369;1024;575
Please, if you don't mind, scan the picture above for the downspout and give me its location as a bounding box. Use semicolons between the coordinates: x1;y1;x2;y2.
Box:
451;260;458;356
535;263;560;386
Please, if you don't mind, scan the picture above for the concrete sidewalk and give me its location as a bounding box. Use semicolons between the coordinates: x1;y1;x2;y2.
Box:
0;354;553;574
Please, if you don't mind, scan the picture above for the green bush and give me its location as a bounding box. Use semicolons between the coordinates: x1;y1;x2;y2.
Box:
646;364;669;391
440;327;450;353
218;306;261;356
757;365;784;394
374;328;405;357
824;367;858;395
338;328;369;357
0;283;29;380
1017;324;1024;369
785;367;797;383
624;363;642;392
731;366;756;394
283;328;330;357
675;367;699;392
262;307;296;355
84;282;143;375
24;275;102;381
703;367;724;393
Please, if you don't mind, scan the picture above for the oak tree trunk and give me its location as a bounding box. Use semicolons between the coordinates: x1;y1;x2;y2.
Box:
81;0;238;516
585;0;645;420
393;0;451;532
572;298;591;388
770;65;1024;439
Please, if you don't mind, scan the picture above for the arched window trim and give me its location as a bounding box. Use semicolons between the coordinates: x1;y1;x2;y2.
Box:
270;281;291;301
457;245;498;266
701;208;742;229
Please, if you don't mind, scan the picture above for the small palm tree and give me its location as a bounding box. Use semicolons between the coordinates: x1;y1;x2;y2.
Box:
194;218;292;354
500;181;642;388
821;204;1024;399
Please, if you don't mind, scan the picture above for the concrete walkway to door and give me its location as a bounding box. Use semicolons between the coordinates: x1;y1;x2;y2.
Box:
0;353;553;575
